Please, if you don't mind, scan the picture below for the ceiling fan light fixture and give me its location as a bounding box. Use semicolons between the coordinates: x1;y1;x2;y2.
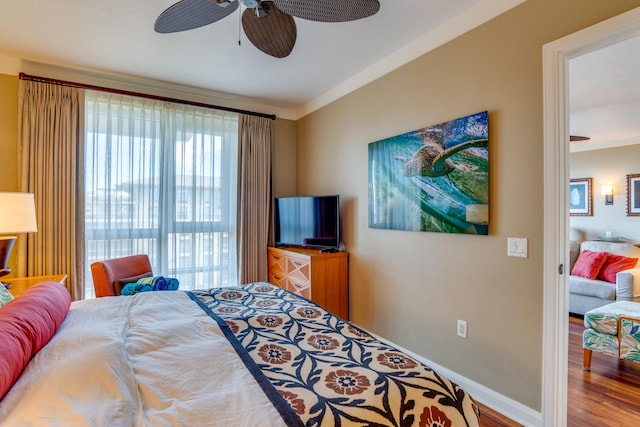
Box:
242;0;259;8
255;6;269;18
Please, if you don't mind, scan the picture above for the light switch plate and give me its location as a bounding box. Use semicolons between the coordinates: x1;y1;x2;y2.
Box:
507;237;528;258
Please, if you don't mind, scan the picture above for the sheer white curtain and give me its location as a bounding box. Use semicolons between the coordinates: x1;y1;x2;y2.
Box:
84;91;238;297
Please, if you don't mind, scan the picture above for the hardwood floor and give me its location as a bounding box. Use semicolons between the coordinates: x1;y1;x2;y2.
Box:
476;401;522;426
474;316;640;426
568;315;640;426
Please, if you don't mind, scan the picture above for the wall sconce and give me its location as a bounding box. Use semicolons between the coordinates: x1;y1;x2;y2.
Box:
0;192;38;278
601;185;613;205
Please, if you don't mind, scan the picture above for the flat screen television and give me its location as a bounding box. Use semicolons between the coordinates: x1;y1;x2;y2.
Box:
274;195;340;250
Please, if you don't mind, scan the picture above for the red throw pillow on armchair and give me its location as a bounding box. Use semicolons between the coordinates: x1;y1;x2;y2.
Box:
597;254;639;283
571;250;608;280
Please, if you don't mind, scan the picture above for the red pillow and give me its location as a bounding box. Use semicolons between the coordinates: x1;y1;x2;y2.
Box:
571;250;608;280
0;281;71;400
597;254;639;283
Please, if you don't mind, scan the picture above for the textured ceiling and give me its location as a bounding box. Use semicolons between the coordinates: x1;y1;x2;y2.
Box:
0;0;523;119
570;34;640;152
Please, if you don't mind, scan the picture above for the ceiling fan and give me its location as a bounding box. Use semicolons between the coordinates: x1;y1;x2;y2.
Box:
154;0;381;58
569;135;590;142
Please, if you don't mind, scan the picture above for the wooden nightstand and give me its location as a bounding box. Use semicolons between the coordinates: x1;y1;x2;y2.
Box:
2;274;67;297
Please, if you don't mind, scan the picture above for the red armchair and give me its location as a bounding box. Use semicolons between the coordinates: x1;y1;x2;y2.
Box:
90;254;153;297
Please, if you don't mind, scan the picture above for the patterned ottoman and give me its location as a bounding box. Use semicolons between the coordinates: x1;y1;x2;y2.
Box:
583;301;640;370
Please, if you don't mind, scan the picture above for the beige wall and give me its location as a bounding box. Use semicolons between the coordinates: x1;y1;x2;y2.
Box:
0;73;18;192
297;0;640;410
272;118;297;197
0;74;20;275
571;144;640;242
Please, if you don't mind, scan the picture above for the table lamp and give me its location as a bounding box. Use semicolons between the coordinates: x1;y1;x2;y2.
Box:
0;192;38;278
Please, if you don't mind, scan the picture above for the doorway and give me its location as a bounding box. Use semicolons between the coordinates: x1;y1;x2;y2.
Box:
542;7;640;427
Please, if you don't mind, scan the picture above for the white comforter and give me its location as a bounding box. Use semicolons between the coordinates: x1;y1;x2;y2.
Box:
0;291;286;427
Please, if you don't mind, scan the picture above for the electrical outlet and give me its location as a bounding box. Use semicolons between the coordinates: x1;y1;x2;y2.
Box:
457;319;467;338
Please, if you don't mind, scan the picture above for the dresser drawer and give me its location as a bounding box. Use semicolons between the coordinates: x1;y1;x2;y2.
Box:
288;278;311;299
268;251;287;274
286;257;310;285
267;246;349;319
268;270;286;287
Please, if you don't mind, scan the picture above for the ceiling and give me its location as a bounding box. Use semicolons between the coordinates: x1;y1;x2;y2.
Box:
0;0;524;119
1;0;637;130
569;33;640;152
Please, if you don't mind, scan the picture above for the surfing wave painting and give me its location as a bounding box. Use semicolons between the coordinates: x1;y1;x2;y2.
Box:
368;111;489;235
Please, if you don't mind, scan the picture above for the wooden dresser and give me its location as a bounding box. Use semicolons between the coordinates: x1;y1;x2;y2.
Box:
267;246;349;319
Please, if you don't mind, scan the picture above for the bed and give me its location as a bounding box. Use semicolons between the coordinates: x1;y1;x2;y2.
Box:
0;281;480;426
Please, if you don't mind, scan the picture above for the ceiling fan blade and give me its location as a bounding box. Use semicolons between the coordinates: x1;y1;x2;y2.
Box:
271;0;379;22
569;135;590;142
242;4;296;58
155;0;239;33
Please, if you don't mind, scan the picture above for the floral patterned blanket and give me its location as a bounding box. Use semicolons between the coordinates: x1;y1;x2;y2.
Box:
188;283;479;427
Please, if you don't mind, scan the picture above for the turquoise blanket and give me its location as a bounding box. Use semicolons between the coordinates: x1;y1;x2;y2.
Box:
121;276;179;295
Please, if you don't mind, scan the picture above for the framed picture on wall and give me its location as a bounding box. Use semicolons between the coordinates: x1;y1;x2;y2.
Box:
569;178;592;216
626;173;640;216
367;111;489;235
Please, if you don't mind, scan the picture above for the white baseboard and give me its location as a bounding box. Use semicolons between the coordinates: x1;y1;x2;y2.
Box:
445;368;543;427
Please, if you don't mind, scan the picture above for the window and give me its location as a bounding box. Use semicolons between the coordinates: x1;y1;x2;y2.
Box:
84;91;238;297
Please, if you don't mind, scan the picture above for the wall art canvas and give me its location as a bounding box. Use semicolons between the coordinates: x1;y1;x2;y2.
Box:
368;111;489;235
569;177;592;216
626;173;640;216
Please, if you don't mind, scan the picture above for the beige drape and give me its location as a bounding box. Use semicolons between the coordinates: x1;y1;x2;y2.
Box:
237;115;272;284
18;81;85;300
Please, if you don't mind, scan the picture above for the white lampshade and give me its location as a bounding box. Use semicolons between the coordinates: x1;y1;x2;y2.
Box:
0;192;38;234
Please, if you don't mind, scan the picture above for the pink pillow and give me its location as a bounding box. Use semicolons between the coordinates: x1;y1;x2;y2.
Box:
571;250;608;280
0;281;71;400
597;254;639;283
